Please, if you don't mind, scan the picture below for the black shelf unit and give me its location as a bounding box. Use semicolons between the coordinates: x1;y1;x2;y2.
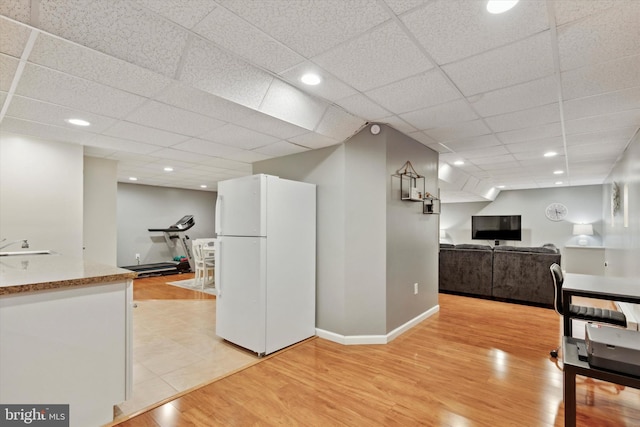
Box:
393;161;440;214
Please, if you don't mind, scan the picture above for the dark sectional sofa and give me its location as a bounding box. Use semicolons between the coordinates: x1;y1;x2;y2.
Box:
439;243;561;307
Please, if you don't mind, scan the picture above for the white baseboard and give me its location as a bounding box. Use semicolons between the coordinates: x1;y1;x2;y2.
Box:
316;304;440;345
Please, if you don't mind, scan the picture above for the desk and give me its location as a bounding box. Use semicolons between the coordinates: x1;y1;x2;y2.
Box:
561;273;640;427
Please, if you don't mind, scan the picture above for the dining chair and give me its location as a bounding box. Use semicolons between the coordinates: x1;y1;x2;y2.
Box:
192;240;215;291
549;263;626;358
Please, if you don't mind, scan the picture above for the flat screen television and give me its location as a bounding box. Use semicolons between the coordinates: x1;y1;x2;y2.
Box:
471;215;522;242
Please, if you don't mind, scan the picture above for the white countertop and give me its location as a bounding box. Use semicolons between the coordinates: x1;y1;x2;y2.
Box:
0;253;136;295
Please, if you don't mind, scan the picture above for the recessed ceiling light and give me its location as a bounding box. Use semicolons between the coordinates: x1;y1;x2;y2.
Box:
164;167;174;172
129;177;138;181
554;170;564;175
66;118;91;126
544;151;557;157
301;73;321;86
555;181;563;185
497;185;506;189
486;0;519;14
200;184;207;188
454;160;465;166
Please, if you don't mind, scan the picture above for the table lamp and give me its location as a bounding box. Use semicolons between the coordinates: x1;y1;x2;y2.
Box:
573;223;593;246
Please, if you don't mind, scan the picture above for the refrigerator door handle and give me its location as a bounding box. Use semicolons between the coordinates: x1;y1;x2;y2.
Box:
215;194;222;235
215;240;221;297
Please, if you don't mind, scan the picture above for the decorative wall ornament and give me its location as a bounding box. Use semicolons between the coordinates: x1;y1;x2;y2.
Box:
612;182;621;214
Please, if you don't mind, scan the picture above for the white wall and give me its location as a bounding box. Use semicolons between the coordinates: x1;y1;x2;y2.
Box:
441;185;604;254
116;183;216;267
603;131;640;278
255;124;440;338
83;156;117;265
254;145;348;335
0;133;83;257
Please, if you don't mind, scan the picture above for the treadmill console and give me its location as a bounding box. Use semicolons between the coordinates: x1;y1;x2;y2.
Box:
148;215;195;232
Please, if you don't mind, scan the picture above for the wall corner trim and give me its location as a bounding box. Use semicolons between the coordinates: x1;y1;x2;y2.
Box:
315;304;440;346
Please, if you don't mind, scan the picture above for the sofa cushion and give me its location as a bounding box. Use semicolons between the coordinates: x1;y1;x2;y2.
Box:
494;246;559;254
454;244;493;250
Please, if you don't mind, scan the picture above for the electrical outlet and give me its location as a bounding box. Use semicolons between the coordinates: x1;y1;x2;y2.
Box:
135;253;140;261
414;283;418;295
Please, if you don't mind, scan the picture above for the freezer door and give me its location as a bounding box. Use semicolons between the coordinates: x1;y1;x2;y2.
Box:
215;236;267;354
216;175;267;237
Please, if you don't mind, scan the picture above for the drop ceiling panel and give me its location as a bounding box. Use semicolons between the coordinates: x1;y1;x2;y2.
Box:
442;31;555;96
406;131;437;146
102;121;189;147
424;119;491;142
199;157;252;172
39;0;189;77
278;61;358;102
198;124;279;150
496;123;563;146
125;100;226;137
553;0;618;26
288;132;341;150
485;103;560;133
223;149;272;163
1;117;89;145
180;38;274;110
0;16;31;58
365;69;460;114
258;79;328;131
440;135;502;152
217;0;389;58
565;127;638;146
379;116;417;134
471;75;558;118
28;33;173;98
314;106;365;141
401;0;549;65
445;145;510;161
0;54;20;92
334;94;390;120
557;2;640;71
85;134;162;154
564;109;640;135
15;64;147;118
0;1;30;23
154;82;255;123
504;136;564;153
233;112;308;140
563;87;640;121
400;99;478;130
150;147;223;163
313;21;433;92
6;95;117;133
133;0;217;30
193;6;304;74
468;154;517;166
253;140;309;157
561;54;640;101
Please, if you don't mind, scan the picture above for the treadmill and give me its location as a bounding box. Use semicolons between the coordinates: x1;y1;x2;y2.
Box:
123;215;195;277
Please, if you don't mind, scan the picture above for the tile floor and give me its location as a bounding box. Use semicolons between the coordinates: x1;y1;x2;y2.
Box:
114;299;258;420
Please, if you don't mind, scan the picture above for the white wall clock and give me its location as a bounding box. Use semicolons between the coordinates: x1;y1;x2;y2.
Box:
545;202;568;221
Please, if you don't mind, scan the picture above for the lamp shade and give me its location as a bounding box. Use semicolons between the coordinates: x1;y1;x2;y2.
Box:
572;224;593;236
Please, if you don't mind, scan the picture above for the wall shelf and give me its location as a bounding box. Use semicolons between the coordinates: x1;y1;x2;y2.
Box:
393;161;440;214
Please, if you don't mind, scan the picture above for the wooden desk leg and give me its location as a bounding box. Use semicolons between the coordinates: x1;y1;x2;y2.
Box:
564;364;577;427
563;304;572;337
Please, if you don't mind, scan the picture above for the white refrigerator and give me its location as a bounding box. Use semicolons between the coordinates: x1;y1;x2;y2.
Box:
214;174;316;356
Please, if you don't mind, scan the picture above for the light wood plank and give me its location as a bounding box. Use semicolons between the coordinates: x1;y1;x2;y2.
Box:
116;292;640;426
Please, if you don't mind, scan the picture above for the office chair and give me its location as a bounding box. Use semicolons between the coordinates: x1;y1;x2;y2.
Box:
549;263;626;358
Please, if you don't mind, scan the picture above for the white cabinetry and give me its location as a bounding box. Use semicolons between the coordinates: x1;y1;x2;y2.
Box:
0;280;133;427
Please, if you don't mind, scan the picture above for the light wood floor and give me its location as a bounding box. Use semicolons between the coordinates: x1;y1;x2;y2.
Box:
116;282;640;426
